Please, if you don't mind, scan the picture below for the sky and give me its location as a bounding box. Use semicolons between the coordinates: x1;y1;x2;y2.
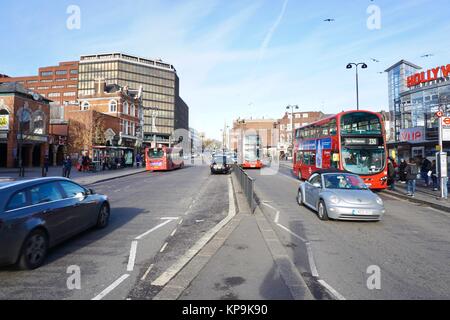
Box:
1;0;450;140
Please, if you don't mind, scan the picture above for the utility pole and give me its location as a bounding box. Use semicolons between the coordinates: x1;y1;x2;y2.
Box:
286;105;299;158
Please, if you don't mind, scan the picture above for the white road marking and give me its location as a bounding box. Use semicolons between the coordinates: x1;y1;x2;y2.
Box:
141;264;154;281
306;242;319;278
171;228;177;237
134;220;174;240
318;280;346;300
160;242;168;253
276;223;308;243
274;211;280;224
160;217;180;220
152;176;237;287
127;241;138;272
178;219;183;225
92;274;130;300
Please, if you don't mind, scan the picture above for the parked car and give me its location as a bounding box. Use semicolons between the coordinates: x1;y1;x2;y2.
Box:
0;178;110;270
211;155;232;174
297;169;385;221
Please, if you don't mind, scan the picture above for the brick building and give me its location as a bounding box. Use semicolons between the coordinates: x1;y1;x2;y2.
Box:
0;61;79;107
230;118;278;157
65;80;143;167
0;83;50;168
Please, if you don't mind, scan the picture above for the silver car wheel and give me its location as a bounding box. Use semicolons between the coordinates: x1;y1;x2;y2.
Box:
25;234;46;266
297;190;303;206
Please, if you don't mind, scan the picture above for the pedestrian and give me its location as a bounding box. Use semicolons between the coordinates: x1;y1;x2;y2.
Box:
406;158;418;197
431;160;438;191
136;153;141;168
387;157;396;191
63;156;72;178
420;156;432;186
42;155;50;177
398;159;407;183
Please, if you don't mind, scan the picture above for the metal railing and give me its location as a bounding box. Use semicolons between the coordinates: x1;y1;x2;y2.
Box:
233;165;256;213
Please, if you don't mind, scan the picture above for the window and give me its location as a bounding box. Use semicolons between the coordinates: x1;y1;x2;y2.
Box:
30;183;63;205
309;174;322;186
52;86;65;89
55;70;67;76
59;181;86;198
81;101;90;110
130;104;135;117
123;101;129;114
17;108;31;133
41;71;53;77
303;113;309;118
109;100;118;112
70;70;78;75
329;119;337;136
48;93;60;98
63;92;76;97
33;112;45;134
340;113;382;135
6;191;28;211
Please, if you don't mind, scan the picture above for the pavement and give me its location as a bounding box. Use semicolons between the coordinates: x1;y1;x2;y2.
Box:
0;166;147;186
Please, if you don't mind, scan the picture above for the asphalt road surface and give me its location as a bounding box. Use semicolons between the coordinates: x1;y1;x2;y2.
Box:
246;165;450;300
0;165;229;300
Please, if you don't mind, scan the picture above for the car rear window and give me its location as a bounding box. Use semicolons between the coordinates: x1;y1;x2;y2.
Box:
6;190;28;211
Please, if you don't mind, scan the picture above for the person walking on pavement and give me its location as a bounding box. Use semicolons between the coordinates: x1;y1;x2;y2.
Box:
387;157;396;191
431;160;438;191
406;158;418;197
398;159;407;183
63;156;73;178
42;155;50;177
420;156;432;187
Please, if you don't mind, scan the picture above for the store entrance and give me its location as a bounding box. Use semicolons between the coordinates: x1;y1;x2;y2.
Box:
0;143;7;167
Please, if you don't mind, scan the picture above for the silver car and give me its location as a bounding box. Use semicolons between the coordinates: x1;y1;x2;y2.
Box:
297;170;385;221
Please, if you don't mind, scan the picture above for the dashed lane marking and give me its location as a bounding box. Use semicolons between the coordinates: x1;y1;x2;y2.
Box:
92;274;130;300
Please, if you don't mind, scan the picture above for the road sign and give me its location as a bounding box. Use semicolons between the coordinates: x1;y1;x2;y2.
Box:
442;118;450;141
436;111;444;118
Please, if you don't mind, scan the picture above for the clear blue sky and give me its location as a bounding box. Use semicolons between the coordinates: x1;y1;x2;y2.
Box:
1;0;449;140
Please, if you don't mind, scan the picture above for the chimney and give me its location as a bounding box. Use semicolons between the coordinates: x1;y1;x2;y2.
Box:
94;78;106;95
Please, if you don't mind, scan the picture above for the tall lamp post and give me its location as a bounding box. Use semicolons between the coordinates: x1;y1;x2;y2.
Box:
286;105;299;157
346;62;368;110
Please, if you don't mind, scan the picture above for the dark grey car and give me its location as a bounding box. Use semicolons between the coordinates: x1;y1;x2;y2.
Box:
0;178;110;270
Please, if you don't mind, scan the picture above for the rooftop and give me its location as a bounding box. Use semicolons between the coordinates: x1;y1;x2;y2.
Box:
385;60;422;73
80;52;176;72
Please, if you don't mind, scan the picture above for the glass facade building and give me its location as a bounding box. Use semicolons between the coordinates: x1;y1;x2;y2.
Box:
385;60;422;142
386;60;450;160
78;53;188;145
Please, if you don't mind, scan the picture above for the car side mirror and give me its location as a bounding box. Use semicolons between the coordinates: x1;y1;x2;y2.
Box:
88;188;95;195
313;182;322;188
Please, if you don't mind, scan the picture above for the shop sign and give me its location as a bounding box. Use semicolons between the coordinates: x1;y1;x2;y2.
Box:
399;127;425;143
407;64;450;87
0;115;9;131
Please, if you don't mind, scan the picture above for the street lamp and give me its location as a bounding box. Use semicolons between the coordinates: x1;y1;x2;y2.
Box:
346;62;368;110
286;105;299;156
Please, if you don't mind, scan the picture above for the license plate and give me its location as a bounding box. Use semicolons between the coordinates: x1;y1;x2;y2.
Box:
354;209;372;215
153;162;162;166
251;164;256;168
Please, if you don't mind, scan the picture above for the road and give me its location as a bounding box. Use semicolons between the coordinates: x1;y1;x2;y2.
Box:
0;165;229;300
246;165;450;300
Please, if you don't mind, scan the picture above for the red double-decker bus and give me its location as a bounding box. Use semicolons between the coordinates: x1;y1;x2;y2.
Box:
293;110;388;190
145;146;184;172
